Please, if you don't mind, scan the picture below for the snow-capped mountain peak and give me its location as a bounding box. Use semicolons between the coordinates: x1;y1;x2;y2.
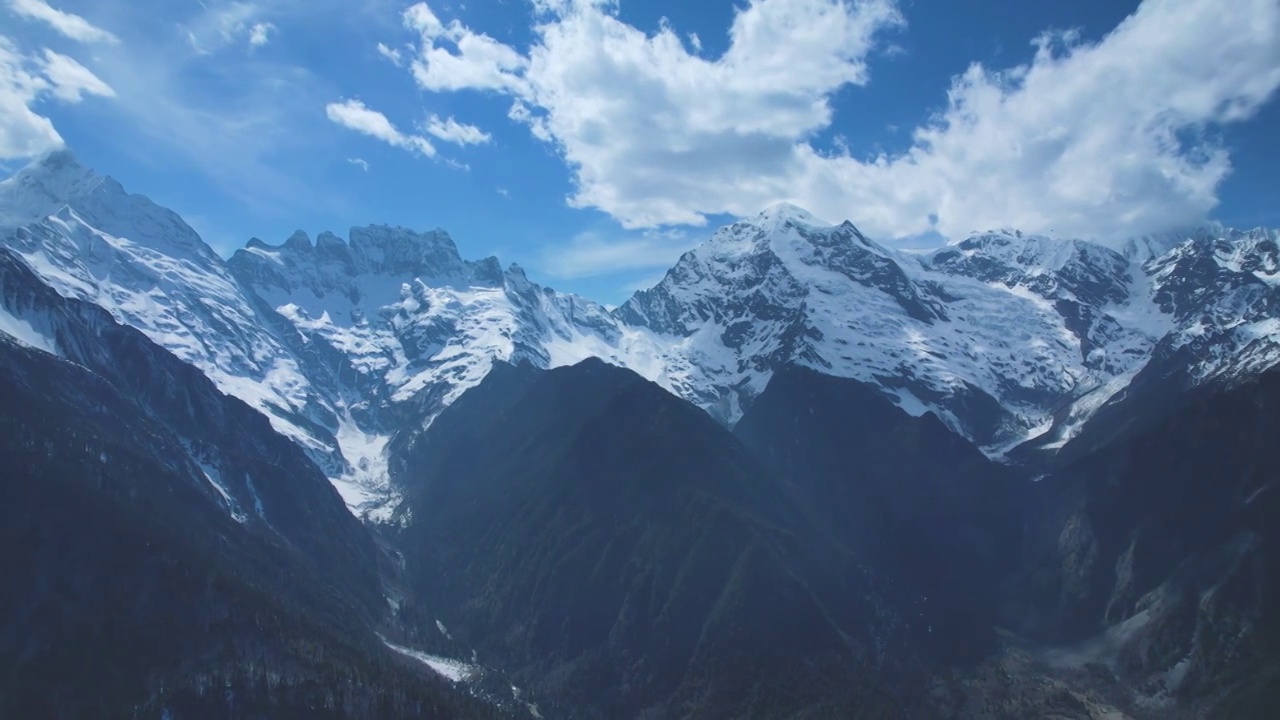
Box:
617;206;1280;453
0;149;103;227
754;201;833;229
0;150;213;263
3;151;1279;516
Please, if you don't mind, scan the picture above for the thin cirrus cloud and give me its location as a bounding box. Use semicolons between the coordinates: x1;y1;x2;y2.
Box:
183;1;278;53
540;228;699;280
381;0;1280;246
6;0;119;44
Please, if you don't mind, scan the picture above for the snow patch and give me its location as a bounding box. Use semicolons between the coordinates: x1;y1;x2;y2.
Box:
0;304;58;355
381;638;478;682
197;461;248;524
245;473;266;519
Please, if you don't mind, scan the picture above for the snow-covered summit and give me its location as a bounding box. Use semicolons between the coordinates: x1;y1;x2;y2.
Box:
755;201;833;229
0;150;213;262
617;208;1280;451
0;150;100;227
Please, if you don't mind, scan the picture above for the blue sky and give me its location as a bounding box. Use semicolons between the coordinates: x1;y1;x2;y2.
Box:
2;0;1279;304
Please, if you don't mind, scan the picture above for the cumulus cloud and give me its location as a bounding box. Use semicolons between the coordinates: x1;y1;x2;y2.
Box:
6;0;119;44
0;37;114;159
389;0;1280;243
794;1;1280;241
325;98;436;156
403;1;528;93
424;115;490;145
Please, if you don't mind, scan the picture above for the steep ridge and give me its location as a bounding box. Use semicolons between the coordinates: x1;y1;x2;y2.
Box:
0;152;358;494
0;152;653;518
0;249;377;589
389;358;936;718
0;252;494;718
734;365;1026;664
225;226;650;515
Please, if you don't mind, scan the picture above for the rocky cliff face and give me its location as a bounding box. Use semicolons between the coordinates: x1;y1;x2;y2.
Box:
999;369;1280;717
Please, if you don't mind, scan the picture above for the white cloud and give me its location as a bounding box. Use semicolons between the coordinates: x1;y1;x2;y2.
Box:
397;0;903;227
0;37;114;159
541;227;698;278
38;49;114;102
348;156;370;171
0;37;60;158
325;98;436;156
792;0;1280;241
7;0;119;44
390;0;1280;244
403;2;528;93
248;21;275;48
423;114;490;145
376;41;403;65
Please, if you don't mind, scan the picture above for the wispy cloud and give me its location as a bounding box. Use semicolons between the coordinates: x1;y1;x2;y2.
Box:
38;49;115;102
376;41;403;65
248;21;275;48
326;98;436;156
182;1;274;53
540;228;698;279
424;115;489;145
347;156;370;171
7;0;119;44
71;1;342;215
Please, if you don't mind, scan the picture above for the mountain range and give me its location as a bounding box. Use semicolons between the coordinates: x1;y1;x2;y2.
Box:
2;150;1278;718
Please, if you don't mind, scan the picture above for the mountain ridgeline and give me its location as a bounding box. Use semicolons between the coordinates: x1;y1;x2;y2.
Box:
0;250;498;718
2;151;1280;718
